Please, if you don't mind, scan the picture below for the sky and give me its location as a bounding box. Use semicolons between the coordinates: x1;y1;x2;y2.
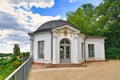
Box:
0;0;102;53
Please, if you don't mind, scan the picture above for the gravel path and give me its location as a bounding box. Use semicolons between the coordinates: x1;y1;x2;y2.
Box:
28;60;120;80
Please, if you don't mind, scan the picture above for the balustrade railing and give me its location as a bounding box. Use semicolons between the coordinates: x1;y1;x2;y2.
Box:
5;56;32;80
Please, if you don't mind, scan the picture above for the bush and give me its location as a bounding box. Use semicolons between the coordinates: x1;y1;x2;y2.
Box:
0;53;12;57
0;64;14;80
106;47;120;55
0;59;4;62
105;47;120;59
12;61;22;69
22;52;30;57
0;66;3;71
0;59;11;65
21;52;30;61
11;56;18;62
19;53;24;59
105;55;116;60
0;61;3;65
106;47;118;55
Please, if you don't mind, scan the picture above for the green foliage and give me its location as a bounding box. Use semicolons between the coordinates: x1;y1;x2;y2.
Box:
0;65;3;71
19;52;30;61
0;52;29;79
12;61;22;69
66;3;108;35
96;0;120;48
0;58;15;80
11;55;18;62
0;52;27;80
105;47;120;60
105;55;120;60
106;47;120;55
13;44;20;56
0;59;11;65
0;64;14;80
0;58;10;65
22;52;30;57
66;0;120;59
0;53;12;57
19;53;24;59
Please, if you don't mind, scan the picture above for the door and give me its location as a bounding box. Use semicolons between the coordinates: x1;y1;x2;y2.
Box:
60;38;70;63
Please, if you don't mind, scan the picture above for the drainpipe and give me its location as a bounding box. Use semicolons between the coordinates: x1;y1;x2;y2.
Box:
50;31;53;63
84;34;87;62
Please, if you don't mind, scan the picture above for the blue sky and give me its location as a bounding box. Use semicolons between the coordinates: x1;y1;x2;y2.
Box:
31;0;102;19
0;0;102;53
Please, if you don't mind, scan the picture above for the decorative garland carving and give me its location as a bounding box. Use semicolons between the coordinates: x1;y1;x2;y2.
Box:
57;27;73;37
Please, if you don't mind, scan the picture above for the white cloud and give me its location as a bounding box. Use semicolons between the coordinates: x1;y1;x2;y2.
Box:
69;0;83;3
0;29;30;53
0;29;11;38
0;0;61;53
2;0;55;9
69;0;77;3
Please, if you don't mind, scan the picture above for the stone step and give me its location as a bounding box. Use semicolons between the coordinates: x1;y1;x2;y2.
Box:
46;63;87;68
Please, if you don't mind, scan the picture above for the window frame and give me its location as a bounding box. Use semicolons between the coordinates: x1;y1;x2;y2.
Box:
38;41;45;59
81;43;84;59
88;44;95;58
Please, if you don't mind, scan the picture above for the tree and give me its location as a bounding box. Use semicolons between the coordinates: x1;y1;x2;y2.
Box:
66;3;107;35
13;44;20;56
95;0;120;47
66;0;120;59
67;3;92;34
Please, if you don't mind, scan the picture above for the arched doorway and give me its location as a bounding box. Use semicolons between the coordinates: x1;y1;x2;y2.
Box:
60;38;71;63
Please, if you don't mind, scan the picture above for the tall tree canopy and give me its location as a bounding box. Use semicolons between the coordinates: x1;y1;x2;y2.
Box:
67;3;108;35
95;0;120;47
13;44;20;56
67;3;94;35
66;0;120;57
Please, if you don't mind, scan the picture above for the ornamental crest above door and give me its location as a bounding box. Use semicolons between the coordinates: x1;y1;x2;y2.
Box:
57;27;73;37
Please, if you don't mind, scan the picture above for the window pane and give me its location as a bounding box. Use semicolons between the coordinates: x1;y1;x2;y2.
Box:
60;39;64;44
60;46;64;59
66;39;70;44
60;46;64;55
66;46;70;51
60;54;64;59
38;41;44;59
81;43;84;59
60;38;70;44
88;44;94;58
66;54;70;59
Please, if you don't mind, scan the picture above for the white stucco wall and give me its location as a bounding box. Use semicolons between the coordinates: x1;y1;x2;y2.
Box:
33;32;52;63
85;38;105;60
78;34;85;62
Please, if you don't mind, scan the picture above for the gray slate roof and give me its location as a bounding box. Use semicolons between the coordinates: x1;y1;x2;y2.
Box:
33;20;75;33
29;20;106;39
